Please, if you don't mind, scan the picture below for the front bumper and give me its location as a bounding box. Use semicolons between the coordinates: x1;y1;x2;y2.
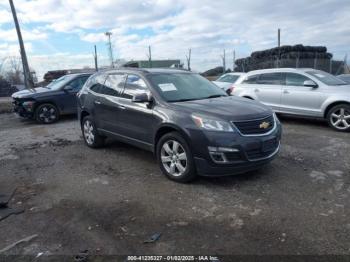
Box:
187;121;282;176
12;100;35;118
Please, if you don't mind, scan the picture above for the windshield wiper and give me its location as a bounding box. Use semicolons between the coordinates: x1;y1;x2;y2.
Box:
203;94;227;99
169;98;198;102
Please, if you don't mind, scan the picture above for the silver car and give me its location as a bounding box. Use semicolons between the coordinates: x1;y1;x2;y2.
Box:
233;68;350;131
213;72;245;94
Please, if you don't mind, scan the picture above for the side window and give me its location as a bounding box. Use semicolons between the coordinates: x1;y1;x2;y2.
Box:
103;74;127;97
121;74;148;99
67;76;89;91
90;84;102;93
257;73;282;85
242;74;259;84
285;73;310;86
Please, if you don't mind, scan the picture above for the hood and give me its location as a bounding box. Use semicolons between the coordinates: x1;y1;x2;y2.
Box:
172;96;272;121
12;87;54;99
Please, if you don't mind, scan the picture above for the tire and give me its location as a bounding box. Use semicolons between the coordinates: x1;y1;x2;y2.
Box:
326;104;350;132
156;131;197;183
81;116;105;148
35;103;59;124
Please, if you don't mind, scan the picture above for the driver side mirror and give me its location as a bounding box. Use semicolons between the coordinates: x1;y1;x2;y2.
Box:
303;80;318;88
132;92;152;103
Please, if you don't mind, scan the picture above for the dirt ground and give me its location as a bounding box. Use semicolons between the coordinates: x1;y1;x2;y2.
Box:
0;112;349;260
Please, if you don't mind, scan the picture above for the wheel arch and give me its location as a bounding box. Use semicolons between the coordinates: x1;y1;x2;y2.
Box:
324;101;350;118
80;110;90;125
34;100;60;114
154;124;192;154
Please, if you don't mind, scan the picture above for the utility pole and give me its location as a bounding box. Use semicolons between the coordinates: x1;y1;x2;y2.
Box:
186;48;191;71
277;28;281;68
233;50;236;72
93;45;98;71
9;0;34;90
221;49;226;73
105;31;114;68
147;46;152;68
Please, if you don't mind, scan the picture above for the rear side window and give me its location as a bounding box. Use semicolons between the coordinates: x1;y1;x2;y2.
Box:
257;73;282;85
103;74;127;97
242;74;259;84
285;73;310;86
121;74;148;99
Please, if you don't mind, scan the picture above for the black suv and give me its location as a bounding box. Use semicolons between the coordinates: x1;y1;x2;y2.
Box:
12;73;91;124
77;68;282;182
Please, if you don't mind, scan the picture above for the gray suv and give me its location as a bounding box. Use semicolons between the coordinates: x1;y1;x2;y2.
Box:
77;68;282;182
233;68;350;131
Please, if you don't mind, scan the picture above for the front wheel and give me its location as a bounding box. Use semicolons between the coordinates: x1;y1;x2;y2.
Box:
157;132;197;183
327;104;350;132
35;103;59;124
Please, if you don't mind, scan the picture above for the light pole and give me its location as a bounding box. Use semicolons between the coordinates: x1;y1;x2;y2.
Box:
9;0;34;90
105;31;114;68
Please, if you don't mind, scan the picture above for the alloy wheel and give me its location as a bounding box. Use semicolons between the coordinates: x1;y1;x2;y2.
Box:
83;120;95;145
38;105;57;123
330;108;350;130
161;140;187;177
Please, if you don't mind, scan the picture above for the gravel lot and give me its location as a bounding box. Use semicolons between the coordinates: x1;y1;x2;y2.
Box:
0;112;349;259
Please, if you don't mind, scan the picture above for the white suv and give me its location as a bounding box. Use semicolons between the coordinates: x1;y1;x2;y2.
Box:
233;68;350;131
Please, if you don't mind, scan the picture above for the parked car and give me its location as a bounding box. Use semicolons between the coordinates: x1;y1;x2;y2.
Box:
232;68;350;132
212;72;245;94
12;73;91;124
337;74;350;84
77;68;282;182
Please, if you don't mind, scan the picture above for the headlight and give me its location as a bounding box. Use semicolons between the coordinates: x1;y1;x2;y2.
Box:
192;114;234;132
22;101;35;110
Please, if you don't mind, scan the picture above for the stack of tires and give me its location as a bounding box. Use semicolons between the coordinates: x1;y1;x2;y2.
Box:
235;44;339;74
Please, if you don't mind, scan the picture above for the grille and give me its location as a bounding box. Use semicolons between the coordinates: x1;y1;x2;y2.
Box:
233;115;275;135
246;138;279;160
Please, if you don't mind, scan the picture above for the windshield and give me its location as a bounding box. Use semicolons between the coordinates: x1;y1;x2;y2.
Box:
338;75;350;84
148;73;227;102
307;71;347;86
45;75;75;90
217;74;240;83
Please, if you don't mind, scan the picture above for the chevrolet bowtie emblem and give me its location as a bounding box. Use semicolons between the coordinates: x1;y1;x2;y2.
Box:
259;121;270;129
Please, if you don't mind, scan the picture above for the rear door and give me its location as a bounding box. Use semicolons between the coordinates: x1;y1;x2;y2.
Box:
95;73;127;132
252;73;283;111
116;74;155;145
280;72;322;116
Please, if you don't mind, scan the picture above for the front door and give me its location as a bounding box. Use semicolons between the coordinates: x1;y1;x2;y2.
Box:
63;76;90;114
116;74;156;145
280;73;322;117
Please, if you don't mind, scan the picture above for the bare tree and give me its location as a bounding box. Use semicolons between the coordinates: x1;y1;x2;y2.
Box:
6;56;22;84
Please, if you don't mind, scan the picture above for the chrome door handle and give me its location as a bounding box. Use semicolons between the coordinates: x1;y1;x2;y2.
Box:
117;105;126;110
94;101;101;105
283;90;290;94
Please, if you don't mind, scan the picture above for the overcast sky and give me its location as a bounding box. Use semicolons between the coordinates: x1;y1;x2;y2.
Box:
0;0;349;80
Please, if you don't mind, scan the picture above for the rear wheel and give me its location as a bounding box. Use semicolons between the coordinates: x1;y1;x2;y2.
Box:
81;116;105;148
327;104;350;132
157;132;197;183
35;103;59;124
